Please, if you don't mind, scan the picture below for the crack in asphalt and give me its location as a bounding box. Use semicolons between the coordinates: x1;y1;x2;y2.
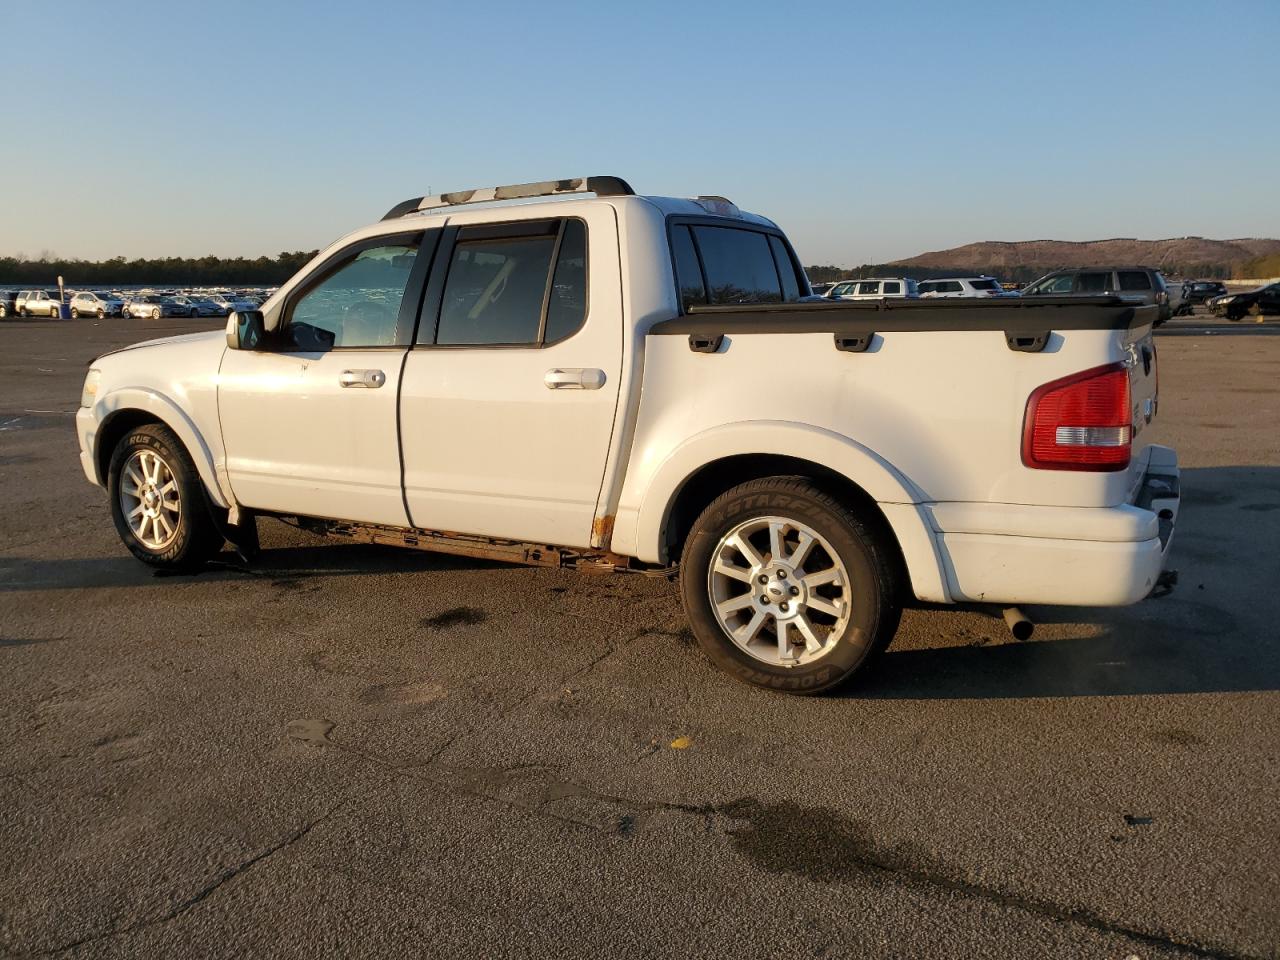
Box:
22;804;344;958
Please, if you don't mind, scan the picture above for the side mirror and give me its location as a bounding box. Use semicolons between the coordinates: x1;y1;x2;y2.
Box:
226;310;266;350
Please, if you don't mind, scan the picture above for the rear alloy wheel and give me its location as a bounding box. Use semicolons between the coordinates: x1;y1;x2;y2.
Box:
680;476;901;694
108;423;223;568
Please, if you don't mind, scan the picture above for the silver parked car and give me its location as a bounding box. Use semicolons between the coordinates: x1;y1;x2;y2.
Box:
184;294;230;317
70;291;126;318
206;293;258;315
124;294;177;319
165;296;205;318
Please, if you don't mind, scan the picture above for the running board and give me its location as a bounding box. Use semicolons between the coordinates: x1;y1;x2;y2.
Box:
295;518;654;576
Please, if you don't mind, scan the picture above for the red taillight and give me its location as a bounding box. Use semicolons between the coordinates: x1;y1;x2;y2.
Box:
1022;362;1131;471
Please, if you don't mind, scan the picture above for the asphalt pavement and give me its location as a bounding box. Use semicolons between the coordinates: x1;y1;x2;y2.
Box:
1;311;1277;959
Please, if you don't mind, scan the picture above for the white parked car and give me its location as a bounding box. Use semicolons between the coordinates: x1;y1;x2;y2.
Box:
917;277;1007;298
16;290;63;318
826;277;918;300
76;176;1180;693
70;291;126;318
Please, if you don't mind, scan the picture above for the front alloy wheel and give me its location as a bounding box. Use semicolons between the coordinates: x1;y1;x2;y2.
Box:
108;423;223;568
118;448;182;550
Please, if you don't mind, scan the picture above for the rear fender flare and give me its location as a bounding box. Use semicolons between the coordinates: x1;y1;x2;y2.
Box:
622;421;950;601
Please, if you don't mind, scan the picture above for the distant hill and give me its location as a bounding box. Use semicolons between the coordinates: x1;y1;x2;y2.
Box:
888;237;1280;282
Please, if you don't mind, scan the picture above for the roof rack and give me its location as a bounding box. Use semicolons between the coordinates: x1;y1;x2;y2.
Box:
381;176;635;221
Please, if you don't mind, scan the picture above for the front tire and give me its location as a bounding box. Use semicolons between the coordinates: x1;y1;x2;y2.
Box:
151;307;161;319
108;423;224;569
679;476;901;694
71;307;80;318
96;308;105;319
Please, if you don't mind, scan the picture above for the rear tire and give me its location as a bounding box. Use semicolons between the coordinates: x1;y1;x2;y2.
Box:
679;476;901;694
108;423;224;569
151;307;161;319
71;307;80;318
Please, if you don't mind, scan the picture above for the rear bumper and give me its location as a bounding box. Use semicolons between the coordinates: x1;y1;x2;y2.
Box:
926;446;1180;606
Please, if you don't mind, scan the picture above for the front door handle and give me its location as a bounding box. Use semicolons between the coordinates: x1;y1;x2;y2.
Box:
340;369;386;389
544;368;606;390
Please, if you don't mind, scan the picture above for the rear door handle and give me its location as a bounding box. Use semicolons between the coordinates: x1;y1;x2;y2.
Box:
340;369;386;388
544;368;606;390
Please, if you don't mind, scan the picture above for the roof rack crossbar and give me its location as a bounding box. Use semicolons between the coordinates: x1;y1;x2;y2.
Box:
382;176;634;221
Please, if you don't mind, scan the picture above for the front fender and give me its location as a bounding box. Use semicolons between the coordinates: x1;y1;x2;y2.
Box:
614;420;950;602
93;387;232;508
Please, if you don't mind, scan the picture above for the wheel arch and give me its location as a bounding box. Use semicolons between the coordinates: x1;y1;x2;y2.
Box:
620;422;950;603
94;390;230;508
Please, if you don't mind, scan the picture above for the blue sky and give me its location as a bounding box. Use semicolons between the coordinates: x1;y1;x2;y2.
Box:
3;0;1277;266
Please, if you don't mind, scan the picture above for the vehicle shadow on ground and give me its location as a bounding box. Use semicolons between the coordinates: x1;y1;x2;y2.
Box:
862;607;1279;699
0;542;505;593
856;465;1280;699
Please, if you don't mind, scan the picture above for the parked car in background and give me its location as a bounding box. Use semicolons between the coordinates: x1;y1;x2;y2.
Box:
1020;267;1171;324
809;281;836;296
917;277;1007;298
0;290;18;318
166;296;206;318
15;290;63;318
1184;280;1229;305
206;293;257;315
1209;282;1280;321
187;294;228;317
826;277;919;300
70;291;126;318
125;295;177;319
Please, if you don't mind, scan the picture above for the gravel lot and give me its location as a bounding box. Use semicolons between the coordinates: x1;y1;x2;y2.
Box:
1;312;1277;959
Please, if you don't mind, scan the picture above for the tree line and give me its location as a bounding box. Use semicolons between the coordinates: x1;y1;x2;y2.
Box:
0;251;319;287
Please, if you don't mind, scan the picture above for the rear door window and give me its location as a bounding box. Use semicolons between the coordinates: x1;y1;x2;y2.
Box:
970;279;1001;291
1075;272;1111;294
882;281;902;295
691;226;783;305
437;233;554;345
433;218;589;346
857;281;881;295
1118;271;1152;291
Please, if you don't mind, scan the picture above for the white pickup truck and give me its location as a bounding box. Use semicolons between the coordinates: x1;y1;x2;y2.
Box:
76;176;1180;693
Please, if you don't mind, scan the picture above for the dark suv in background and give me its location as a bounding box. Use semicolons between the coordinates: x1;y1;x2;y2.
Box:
0;290;18;318
1021;266;1171;323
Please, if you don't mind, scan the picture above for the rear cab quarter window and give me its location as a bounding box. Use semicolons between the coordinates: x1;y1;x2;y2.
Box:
668;219;805;312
